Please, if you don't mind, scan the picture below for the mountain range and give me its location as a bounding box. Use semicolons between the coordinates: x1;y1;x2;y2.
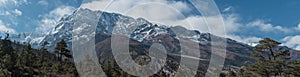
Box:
7;8;300;76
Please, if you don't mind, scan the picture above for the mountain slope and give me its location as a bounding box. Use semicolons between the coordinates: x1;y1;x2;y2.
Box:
40;8;218;51
34;8;261;76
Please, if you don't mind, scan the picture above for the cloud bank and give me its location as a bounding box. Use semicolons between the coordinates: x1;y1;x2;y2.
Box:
0;20;16;33
80;0;300;48
282;35;300;50
36;6;75;33
12;9;22;16
246;20;291;33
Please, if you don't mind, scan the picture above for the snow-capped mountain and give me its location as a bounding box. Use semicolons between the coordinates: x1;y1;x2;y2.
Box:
7;8;248;52
36;8;220;76
8;8;290;62
10;8;298;76
8;32;45;47
1;7;298;77
39;8;215;50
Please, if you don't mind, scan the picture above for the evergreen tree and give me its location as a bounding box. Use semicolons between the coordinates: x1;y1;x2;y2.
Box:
0;33;17;76
41;41;49;60
53;39;77;75
241;38;290;77
15;44;39;76
287;61;300;76
0;63;11;77
54;39;72;61
227;70;236;77
0;34;78;76
38;41;54;76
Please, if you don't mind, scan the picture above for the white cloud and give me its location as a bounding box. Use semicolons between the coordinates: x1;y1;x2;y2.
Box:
169;1;192;14
0;9;22;16
297;23;300;30
22;0;27;3
12;9;22;16
183;16;208;32
186;14;256;44
0;0;27;6
81;0;208;33
227;35;262;46
0;11;10;15
222;6;233;12
247;20;290;33
282;35;300;50
80;0;192;19
4;11;10;15
179;15;239;39
80;0;244;42
0;0;8;5
36;6;75;33
221;14;241;34
80;0;111;11
0;20;16;33
37;0;48;6
80;0;298;47
37;18;57;33
81;0;171;12
81;0;224;33
12;0;17;4
49;6;75;18
125;3;188;25
0;0;7;3
178;14;240;35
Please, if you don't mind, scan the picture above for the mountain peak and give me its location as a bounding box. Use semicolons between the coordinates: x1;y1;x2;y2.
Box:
38;8;213;50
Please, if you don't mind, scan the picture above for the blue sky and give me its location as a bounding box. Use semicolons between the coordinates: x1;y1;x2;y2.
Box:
0;0;299;49
216;0;300;38
0;0;82;33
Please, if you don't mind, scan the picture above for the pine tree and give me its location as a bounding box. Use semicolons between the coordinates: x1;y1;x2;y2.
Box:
41;41;49;60
0;34;79;76
227;70;236;77
0;63;11;77
54;39;71;61
15;44;39;76
38;41;52;76
241;38;290;77
251;38;289;61
288;61;300;76
0;33;17;76
53;39;77;76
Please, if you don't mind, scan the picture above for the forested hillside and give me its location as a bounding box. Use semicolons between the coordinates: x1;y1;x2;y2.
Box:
0;33;77;77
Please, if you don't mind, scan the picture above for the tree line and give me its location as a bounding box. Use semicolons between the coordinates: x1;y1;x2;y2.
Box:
0;33;77;77
0;33;167;77
3;32;299;77
226;38;300;77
